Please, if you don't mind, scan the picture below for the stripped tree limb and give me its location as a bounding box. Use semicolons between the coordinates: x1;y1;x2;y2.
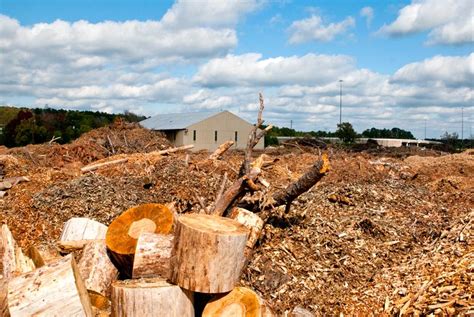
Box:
154;144;194;155
209;141;234;160
81;158;129;173
240;93;272;176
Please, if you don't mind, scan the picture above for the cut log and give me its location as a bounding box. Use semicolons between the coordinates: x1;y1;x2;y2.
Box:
7;254;93;317
59;218;108;251
78;240;118;296
25;245;45;268
111;278;194;317
132;233;172;279
170;214;249;293
229;207;264;251
106;203;173;278
0;181;12;191
209;141;234;160
1;225;35;278
202;287;274;317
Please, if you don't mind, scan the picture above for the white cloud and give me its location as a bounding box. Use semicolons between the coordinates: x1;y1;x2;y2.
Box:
288;15;355;43
378;0;473;45
162;0;260;28
360;7;374;27
194;53;355;86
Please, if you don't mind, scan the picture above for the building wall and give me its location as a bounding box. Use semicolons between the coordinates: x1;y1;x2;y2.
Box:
182;111;264;151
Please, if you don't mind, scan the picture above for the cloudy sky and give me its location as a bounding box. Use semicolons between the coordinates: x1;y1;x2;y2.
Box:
0;0;472;138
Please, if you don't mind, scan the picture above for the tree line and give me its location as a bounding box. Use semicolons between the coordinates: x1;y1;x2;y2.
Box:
0;107;145;147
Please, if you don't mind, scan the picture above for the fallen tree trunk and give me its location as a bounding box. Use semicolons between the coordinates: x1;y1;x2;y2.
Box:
111;278;194;317
106;203;173;278
7;254;93;317
59;218;108;251
81;158;128;173
202;286;274;317
78;240;118;297
209;141;234;160
170;214;249;293
132;233;172;279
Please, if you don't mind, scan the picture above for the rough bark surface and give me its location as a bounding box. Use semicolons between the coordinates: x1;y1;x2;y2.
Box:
7;254;93;317
59;218;108;251
106;203;173;278
78;240;118;296
132;233;172;279
170;214;249;293
111;278;194;317
202;286;274;317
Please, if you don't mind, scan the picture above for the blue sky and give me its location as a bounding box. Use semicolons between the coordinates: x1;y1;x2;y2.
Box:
0;0;472;138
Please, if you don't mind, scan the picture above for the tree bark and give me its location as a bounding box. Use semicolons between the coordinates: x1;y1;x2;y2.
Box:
111;278;194;317
59;218;108;251
106;203;173;278
202;286;274;317
7;254;93;317
170;214;249;293
209;141;234;160
132;233;172;279
78;240;118;297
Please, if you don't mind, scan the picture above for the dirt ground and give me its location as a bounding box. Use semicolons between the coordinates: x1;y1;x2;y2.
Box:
0;126;472;316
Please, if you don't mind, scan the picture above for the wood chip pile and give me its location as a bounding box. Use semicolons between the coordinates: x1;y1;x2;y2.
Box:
0;122;472;315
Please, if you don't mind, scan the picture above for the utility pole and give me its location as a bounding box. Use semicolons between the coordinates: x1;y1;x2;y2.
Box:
339;80;343;126
461;106;464;148
290;120;293;129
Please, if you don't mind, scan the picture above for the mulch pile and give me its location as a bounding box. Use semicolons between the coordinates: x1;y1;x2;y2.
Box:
0;129;472;315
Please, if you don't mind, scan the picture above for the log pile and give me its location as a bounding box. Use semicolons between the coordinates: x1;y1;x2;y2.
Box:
0;94;331;315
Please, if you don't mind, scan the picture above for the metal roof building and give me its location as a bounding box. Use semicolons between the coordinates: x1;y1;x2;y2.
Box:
140;110;263;151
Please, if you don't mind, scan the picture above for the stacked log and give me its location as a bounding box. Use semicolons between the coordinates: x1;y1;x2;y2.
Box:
6;254;93;316
132;232;172;279
59;218;107;251
105;203;173;278
111;278;194;317
1;225;35;278
170;213;249;293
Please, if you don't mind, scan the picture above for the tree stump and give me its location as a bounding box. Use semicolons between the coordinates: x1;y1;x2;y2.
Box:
132;233;172;279
6;254;93;316
202;287;274;317
170;214;249;293
229;207;264;251
111;278;194;317
59;218;107;251
106;203;173;278
78;240;118;296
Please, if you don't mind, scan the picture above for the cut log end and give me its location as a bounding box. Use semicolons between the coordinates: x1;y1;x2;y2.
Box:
59;218;107;251
202;287;274;317
106;203;173;278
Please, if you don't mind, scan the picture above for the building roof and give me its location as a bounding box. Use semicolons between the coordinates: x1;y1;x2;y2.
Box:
140;111;221;130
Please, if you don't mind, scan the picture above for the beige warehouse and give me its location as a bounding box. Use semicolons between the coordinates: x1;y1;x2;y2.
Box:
140;111;264;151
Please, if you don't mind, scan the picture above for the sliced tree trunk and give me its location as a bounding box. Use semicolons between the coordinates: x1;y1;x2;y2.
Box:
59;218;108;251
132;233;172;279
111;278;194;317
7;254;93;317
229;207;264;252
1;225;35;278
202;287;274;317
106;203;173;278
170;214;249;293
78;240;118;297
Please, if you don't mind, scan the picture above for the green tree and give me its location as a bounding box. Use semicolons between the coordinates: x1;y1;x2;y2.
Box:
336;122;357;143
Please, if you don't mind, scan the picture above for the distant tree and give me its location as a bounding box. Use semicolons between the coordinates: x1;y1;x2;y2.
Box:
362;127;414;139
336;122;357;143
